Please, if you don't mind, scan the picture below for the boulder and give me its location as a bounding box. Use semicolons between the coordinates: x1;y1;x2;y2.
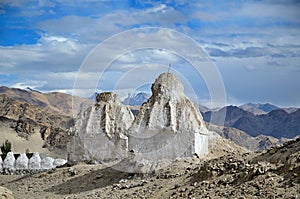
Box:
68;92;134;163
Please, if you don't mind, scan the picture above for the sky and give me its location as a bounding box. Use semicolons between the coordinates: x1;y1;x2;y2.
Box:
0;0;300;108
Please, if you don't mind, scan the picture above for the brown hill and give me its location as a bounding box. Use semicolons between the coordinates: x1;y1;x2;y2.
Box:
206;122;287;151
0;94;74;154
0;86;93;117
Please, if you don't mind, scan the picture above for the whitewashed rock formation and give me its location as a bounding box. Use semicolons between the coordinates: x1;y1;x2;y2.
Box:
3;152;15;172
128;73;208;162
0;156;2;170
41;157;54;170
68;92;134;163
15;153;29;170
28;153;41;170
68;73;208;169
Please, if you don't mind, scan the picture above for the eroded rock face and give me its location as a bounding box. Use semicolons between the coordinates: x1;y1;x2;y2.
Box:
68;92;134;163
128;73;208;162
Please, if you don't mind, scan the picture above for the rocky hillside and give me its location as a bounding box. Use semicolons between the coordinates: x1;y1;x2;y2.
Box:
202;105;300;139
206;123;288;151
0;86;93;117
0;94;74;152
0;136;298;198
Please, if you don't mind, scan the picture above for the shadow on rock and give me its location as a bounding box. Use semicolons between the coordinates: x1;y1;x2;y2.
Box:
45;167;130;195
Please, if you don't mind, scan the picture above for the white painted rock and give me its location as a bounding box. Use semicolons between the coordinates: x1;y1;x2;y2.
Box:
3;152;15;170
41;157;54;170
68;92;134;163
129;73;209;162
53;159;67;167
15;153;29;170
28;153;41;170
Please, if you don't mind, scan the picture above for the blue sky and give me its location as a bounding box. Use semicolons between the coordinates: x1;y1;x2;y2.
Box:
0;0;300;107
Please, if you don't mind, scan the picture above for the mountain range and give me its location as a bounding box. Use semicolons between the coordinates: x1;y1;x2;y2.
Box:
239;103;279;115
0;86;93;117
0;87;299;153
202;105;300;139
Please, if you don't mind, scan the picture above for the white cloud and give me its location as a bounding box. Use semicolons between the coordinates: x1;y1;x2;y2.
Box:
145;4;167;13
0;34;91;75
12;80;47;90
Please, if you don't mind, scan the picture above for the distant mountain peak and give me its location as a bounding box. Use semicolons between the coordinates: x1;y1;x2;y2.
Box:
123;92;151;106
239;102;279;115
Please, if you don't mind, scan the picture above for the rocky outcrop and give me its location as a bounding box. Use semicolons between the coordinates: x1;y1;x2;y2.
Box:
128;73;208;162
0;94;74;152
68;92;134;163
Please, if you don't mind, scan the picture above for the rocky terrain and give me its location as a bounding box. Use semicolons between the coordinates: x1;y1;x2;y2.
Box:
0;82;299;198
206;123;288;151
0;86;93;117
0;136;298;199
0;94;74;154
202;105;300;139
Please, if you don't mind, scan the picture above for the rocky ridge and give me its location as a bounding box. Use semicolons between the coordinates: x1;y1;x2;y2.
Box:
0;86;93;117
0;94;74;152
206;123;288;151
203;105;300;138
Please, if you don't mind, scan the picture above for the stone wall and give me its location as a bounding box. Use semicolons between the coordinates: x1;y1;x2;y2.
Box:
0;152;67;175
